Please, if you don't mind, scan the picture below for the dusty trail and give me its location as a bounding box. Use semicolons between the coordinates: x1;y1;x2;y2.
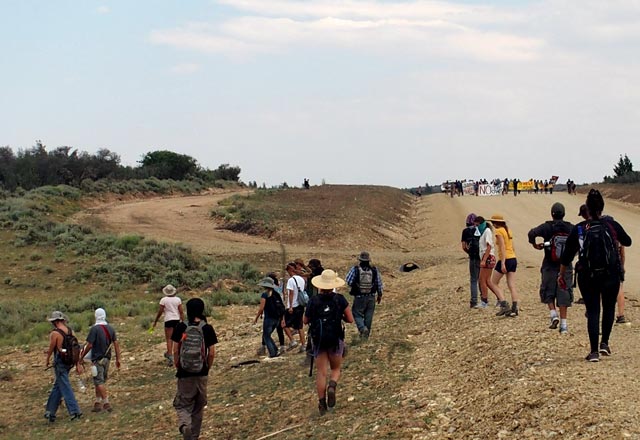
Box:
63;188;640;438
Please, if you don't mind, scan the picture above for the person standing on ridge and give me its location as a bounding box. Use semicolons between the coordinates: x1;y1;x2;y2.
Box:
346;251;383;338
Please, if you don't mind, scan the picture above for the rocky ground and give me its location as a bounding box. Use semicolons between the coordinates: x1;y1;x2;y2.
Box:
1;185;640;439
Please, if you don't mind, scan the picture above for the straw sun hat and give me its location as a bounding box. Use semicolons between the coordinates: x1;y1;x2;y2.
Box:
489;214;507;223
312;269;345;290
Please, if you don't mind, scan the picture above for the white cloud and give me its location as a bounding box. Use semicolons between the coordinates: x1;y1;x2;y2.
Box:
170;63;200;74
97;5;110;14
149;1;543;62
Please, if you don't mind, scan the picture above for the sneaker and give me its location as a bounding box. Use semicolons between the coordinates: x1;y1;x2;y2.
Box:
103;402;113;412
508;304;519;317
91;402;102;413
278;346;286;355
44;411;55;423
616;315;630;325
256;346;266;356
549;316;560;329
287;341;299;351
599;342;612;356
180;424;192;440
298;344;306;354
559;325;568;335
327;380;337;408
496;301;511;316
69;413;82;421
318;398;328;415
473;301;488;309
359;327;370;339
585;352;600;362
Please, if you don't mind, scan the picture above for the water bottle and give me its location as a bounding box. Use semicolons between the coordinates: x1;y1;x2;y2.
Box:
77;378;87;393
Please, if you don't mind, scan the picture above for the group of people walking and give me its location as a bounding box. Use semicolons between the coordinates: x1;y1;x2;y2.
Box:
254;252;384;414
461;188;632;362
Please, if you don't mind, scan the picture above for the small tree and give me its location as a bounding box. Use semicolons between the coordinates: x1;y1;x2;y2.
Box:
613;154;633;177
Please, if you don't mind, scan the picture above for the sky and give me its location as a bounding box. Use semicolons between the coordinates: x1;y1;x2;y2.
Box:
1;0;639;188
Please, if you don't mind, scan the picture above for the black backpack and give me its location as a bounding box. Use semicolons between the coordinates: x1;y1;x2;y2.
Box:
580;220;619;276
54;328;81;367
266;291;285;318
466;228;480;259
310;294;345;350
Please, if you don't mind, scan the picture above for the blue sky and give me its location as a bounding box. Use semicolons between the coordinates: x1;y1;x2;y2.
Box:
1;0;639;188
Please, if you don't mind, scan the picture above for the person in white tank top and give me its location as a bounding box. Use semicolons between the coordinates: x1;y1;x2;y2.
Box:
152;284;184;365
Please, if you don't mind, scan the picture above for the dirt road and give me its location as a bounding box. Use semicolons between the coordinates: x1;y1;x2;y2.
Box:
76;188;640;438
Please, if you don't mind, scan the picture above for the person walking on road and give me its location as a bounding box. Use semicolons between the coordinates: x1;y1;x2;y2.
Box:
528;202;574;333
44;311;83;423
346;251;383;338
490;214;520;317
559;189;632;362
461;213;481;308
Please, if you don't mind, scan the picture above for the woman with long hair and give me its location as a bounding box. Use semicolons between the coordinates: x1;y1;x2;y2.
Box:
559;189;632;362
474;216;509;314
489;214;521;317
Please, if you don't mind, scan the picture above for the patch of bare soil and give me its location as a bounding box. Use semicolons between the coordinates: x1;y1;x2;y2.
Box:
2;185;640;439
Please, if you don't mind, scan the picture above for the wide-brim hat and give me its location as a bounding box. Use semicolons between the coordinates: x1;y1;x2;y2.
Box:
48;311;66;322
312;269;345;290
358;251;370;262
489;214;506;223
162;284;177;296
258;277;277;290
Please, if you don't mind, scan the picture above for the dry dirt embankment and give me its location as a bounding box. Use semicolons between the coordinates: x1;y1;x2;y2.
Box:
4;186;640;439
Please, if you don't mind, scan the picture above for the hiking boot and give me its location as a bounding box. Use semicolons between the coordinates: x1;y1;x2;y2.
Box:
549;316;560;329
91;402;102;413
327;380;337;408
103;402;113;412
287;341;299;351
616;315;631;325
585;352;600;362
496;301;511;316
318;398;328;415
507;303;519;317
559;325;568;335
256;346;266;356
180;424;192;440
599;342;612;356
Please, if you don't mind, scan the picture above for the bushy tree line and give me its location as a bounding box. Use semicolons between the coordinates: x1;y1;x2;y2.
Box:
0;142;241;191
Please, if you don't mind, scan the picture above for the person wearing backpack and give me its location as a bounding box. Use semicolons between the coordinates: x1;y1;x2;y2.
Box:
78;308;121;413
528;202;573;333
254;277;285;358
304;269;354;415
346;251;383;339
44;311;83;423
461;213;481;308
559;189;632;362
283;262;306;352
171;298;218;440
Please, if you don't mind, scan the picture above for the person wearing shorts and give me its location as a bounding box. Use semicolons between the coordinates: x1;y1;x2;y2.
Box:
79;308;121;413
528;202;573;333
490;214;520;317
152;284;184;365
284;262;306;351
304;269;354;415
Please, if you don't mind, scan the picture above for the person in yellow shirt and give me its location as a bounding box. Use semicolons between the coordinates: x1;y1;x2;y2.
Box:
490;214;520;317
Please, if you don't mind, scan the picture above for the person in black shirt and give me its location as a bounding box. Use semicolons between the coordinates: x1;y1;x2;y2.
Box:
559;189;632;362
528;203;573;333
171;298;218;439
461;213;481;308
